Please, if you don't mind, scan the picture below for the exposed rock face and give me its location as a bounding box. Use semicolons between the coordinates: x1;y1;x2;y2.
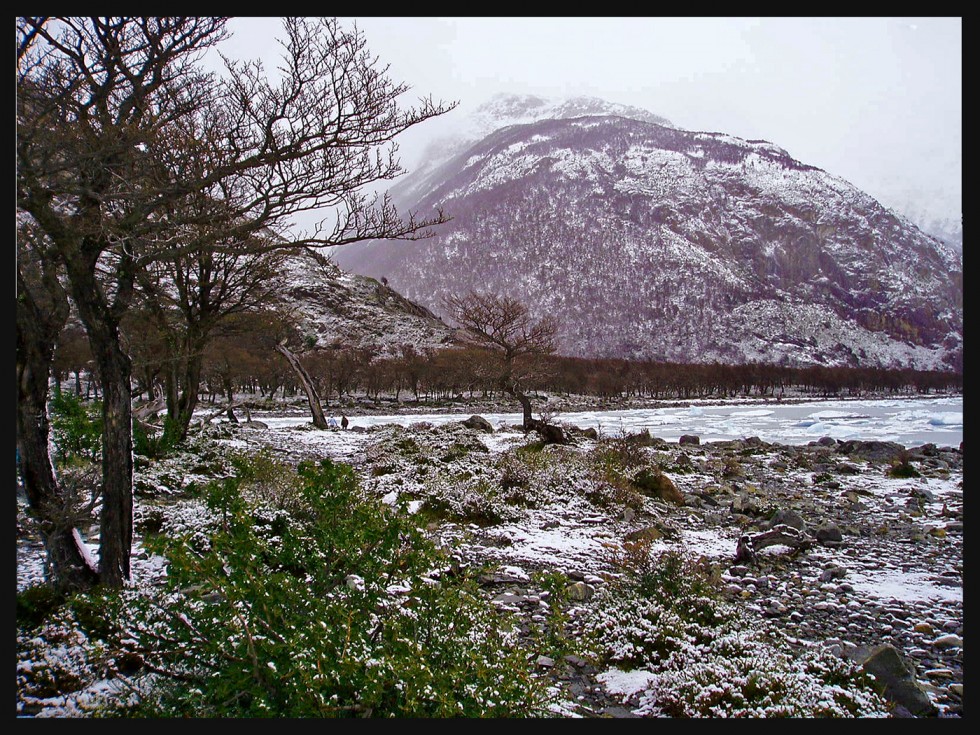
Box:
462;415;495;433
275;248;454;357
336;102;962;372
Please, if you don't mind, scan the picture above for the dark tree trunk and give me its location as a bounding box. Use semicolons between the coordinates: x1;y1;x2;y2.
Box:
16;284;98;593
158;330;208;447
506;381;568;445
163;351;205;446
514;388;534;429
91;339;134;587
64;256;134;589
224;375;238;423
276;342;328;429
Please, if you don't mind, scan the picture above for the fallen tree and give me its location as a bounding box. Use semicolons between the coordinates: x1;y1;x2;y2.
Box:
734;524;813;565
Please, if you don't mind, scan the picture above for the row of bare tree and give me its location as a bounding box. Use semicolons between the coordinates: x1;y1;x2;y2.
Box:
55;300;962;415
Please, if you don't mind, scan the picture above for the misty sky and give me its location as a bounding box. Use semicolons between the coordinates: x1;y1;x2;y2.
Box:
214;16;962;234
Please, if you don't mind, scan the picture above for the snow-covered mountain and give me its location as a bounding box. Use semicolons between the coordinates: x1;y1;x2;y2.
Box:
275;248;454;357
387;94;675;212
334;103;962;372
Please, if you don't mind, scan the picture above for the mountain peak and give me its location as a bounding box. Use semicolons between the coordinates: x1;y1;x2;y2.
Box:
390;93;675;209
473;92;674;130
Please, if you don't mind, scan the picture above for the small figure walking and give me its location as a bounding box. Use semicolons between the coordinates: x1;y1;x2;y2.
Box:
327;415;339;429
341;415;349;430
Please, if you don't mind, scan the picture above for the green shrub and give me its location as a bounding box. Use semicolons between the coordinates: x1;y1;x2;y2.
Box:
585;547;888;717
16;584;66;631
108;458;551;717
612;546;719;608
632;637;889;717
229;448;305;512
722;455;743;478
532;571;574;659
887;450;921;478
49;391;102;465
589;432;649;479
132;416;182;459
17;607;111;705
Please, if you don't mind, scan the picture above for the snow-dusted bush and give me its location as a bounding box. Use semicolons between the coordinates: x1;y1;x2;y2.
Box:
16;605;112;712
105;457;552;717
584;548;890;717
632;636;891;717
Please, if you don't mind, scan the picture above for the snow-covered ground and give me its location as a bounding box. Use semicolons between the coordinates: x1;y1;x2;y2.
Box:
16;394;964;717
239;394;962;456
219;395;961;609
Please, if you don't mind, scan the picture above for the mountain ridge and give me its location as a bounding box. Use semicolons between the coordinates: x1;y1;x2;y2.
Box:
334;111;962;372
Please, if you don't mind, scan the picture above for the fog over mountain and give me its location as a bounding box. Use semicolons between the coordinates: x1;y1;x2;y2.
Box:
387;93;962;251
331;95;962;372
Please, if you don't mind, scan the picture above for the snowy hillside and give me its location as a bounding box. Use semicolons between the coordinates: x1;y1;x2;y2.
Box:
274;248;454;357
387;93;675;211
335;113;962;372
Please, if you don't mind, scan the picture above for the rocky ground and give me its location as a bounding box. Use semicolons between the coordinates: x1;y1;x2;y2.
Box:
16;397;964;718
455;433;965;718
201;407;964;718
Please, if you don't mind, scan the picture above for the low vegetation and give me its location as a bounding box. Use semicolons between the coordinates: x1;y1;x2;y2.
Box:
19;455;555;717
583;546;890;717
17;390;951;717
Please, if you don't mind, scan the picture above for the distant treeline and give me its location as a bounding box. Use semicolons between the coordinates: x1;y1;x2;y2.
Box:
51;341;957;406
54;334;962;406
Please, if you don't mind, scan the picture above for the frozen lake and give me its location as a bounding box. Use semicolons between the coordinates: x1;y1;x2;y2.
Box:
257;395;962;448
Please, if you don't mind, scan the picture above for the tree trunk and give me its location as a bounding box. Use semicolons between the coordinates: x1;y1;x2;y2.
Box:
224;375;238;422
514;388;535;430
16;286;98;593
162;337;206;447
275;342;327;429
92;341;135;587
507;382;568;445
66;262;134;589
734;525;812;565
16;355;99;593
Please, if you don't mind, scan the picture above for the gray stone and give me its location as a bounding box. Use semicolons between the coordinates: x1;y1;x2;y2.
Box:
845;644;938;717
462;415;494;432
929;634;963;649
767;508;807;533
815;521;844;544
566;581;595;601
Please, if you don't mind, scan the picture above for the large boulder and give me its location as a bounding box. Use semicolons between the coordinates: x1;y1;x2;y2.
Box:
631;468;685;505
765;508;807;533
461;415;494;433
835;440;906;463
844;644;938;717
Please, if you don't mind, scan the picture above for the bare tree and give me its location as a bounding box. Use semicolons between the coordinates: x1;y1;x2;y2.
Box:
442;291;567;443
17;16;455;588
133;232;289;445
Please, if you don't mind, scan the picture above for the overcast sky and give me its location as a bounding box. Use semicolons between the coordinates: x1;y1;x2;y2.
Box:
215;16;962;233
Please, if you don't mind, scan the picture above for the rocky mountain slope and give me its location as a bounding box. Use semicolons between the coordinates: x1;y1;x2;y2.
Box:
276;248;454;357
335;102;962;372
387;93;676;210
